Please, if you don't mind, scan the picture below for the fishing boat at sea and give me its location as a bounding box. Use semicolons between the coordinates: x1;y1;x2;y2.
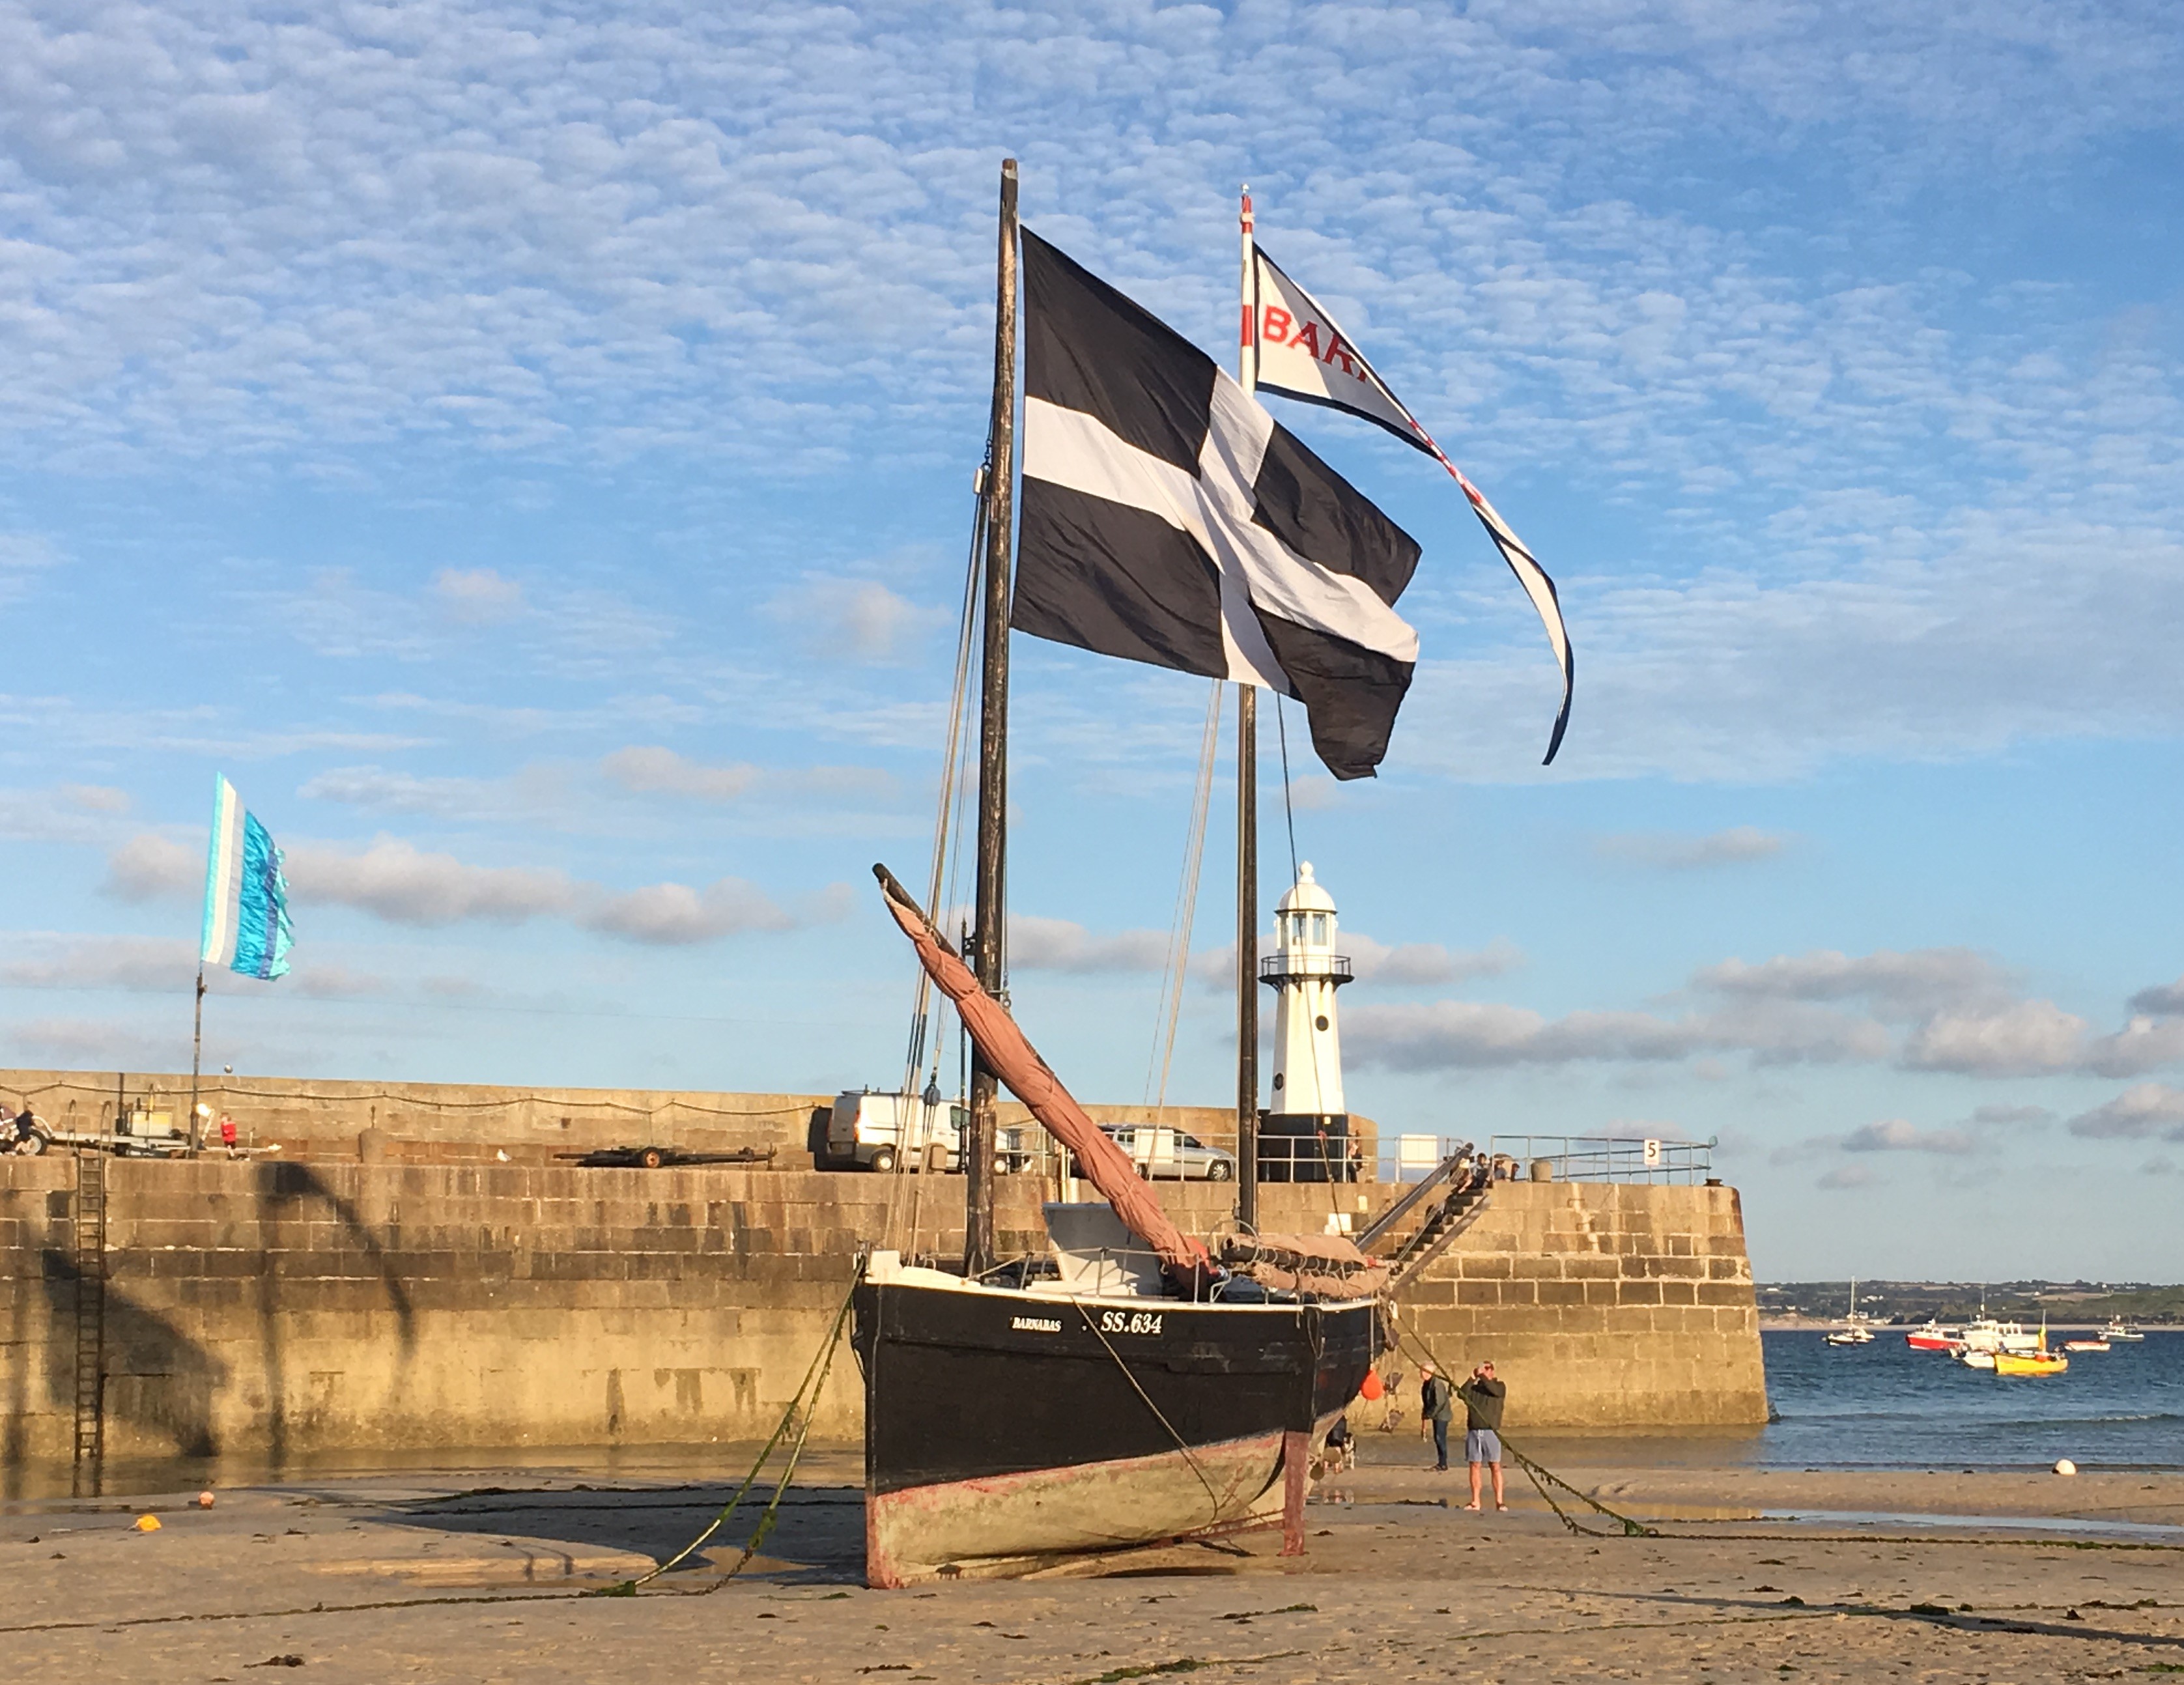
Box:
2062;1337;2110;1353
2099;1320;2146;1342
1905;1318;1962;1352
1959;1316;2039;1355
1993;1346;2068;1376
1989;1316;2067;1376
849;164;1570;1586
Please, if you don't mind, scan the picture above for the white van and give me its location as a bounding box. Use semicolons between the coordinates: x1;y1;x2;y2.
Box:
826;1090;967;1172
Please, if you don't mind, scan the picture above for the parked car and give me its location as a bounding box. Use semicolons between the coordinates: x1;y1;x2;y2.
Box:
1098;1124;1236;1181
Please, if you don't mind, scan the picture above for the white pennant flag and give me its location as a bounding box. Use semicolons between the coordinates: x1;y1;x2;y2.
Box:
1251;242;1574;765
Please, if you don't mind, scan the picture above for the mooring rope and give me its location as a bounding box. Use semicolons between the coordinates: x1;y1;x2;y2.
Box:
1387;1313;1659;1539
601;1277;858;1596
1071;1297;1227;1522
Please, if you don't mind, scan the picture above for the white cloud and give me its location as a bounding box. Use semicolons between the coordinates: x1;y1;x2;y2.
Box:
600;746;758;802
2129;977;2184;1017
431;567;526;625
2067;1084;2184;1142
1594;826;1788;870
59;784;130;814
1344;934;1524;987
1346;995;1890;1072
580;879;797;945
0;533;62;604
1899;998;2093;1077
285;837;576;927
1817;1164;1880;1191
1;937;195;993
1839;1118;1976;1155
1694;948;2008;1014
766;578;948;663
1349;944;2184;1081
1009;915;1170;975
102;832;201;902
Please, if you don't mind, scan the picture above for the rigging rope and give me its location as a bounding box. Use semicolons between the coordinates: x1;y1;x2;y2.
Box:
603;1278;859;1596
885;481;989;1260
1144;680;1225;1112
1383;1309;1659;1538
1071;1296;1225;1522
1274;694;1300;885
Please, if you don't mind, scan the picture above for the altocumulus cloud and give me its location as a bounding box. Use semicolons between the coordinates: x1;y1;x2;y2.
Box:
98;831;836;948
1593;826;1787;870
2067;1084;2184;1142
1348;946;2184;1080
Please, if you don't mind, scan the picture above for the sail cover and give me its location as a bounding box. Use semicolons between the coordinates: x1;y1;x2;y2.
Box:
1015;230;1422;782
872;866;1216;1289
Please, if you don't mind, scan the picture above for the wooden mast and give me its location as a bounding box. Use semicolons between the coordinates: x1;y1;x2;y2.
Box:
1236;185;1260;1230
964;157;1019;1278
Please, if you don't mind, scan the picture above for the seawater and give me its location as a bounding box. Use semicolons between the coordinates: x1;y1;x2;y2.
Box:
1755;1327;2184;1472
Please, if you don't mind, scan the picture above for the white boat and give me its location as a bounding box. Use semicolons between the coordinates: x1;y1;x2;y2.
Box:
2062;1338;2110;1353
1826;1278;1879;1344
1955;1348;1997;1370
2099;1320;2145;1342
1959;1317;2039;1355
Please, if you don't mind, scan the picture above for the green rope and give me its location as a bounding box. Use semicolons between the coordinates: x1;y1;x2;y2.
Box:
1389;1315;1659;1540
600;1277;858;1596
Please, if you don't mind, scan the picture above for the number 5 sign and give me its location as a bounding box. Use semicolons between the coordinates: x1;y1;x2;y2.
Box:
1643;1138;1662;1167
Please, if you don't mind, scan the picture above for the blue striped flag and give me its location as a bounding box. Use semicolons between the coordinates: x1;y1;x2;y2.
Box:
200;774;292;980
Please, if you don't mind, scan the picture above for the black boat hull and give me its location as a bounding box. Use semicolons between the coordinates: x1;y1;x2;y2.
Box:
852;1271;1376;1585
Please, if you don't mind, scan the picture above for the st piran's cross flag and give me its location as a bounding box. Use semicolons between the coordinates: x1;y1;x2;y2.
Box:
1014;229;1421;781
1252;243;1574;764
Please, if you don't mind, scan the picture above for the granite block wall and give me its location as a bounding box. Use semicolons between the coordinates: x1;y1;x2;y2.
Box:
1;1157;1765;1484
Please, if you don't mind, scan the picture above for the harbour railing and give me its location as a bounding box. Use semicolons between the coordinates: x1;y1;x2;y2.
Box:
1385;1132;1717;1185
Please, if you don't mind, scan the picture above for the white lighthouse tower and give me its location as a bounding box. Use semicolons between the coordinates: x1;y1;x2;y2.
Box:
1260;862;1354;1180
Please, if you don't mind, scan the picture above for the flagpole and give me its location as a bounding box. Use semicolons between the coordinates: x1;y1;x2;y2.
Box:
190;967;206;1152
1236;184;1260;1230
964;156;1019;1280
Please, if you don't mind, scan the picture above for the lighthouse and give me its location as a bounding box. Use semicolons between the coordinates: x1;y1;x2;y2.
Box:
1259;862;1354;1182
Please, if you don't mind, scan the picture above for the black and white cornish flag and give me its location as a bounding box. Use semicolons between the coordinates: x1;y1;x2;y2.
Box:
1013;229;1421;782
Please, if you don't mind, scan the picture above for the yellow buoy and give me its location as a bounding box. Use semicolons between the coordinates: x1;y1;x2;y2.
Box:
134;1514;162;1532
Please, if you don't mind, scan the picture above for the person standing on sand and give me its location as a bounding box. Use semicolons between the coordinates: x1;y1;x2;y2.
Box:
1419;1363;1454;1471
1458;1361;1508;1511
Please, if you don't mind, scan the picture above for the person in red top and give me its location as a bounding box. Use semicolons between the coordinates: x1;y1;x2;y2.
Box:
218;1115;239;1157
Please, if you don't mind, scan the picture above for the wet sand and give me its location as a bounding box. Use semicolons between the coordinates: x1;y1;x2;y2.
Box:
6;1441;2181;1682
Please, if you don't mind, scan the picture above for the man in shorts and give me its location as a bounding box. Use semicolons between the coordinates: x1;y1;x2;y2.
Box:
1456;1361;1507;1512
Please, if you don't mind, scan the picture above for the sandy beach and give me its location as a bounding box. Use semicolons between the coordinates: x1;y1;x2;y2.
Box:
7;1439;2180;1684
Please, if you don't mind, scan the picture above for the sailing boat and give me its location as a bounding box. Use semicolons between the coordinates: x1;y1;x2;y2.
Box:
1824;1278;1875;1345
849;163;1559;1587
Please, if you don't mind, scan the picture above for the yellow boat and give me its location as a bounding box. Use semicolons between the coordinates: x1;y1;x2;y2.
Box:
1993;1316;2067;1376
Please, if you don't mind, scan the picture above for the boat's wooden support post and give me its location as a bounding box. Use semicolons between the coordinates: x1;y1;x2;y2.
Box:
1279;1428;1308;1556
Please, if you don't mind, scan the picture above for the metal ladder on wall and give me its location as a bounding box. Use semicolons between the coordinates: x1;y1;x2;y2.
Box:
72;1150;107;1495
1357;1144;1496;1294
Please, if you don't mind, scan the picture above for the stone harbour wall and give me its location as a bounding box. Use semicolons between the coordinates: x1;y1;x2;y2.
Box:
1;1158;1765;1484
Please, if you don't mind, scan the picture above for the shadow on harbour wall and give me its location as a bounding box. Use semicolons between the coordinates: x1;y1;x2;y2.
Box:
0;1159;418;1496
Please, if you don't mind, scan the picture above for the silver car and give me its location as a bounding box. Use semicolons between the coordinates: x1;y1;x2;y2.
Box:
1098;1124;1236;1181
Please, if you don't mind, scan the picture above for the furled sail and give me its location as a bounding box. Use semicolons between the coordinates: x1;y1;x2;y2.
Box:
872;864;1215;1288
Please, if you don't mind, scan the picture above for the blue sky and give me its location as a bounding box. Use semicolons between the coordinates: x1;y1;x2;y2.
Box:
3;0;2181;1280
